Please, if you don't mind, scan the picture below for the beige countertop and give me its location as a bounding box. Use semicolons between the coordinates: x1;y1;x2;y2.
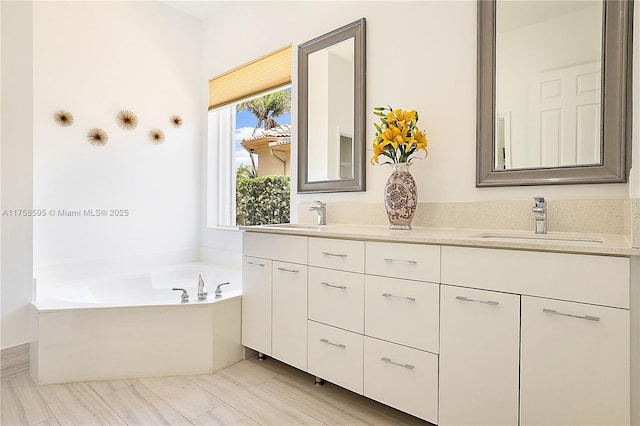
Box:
241;224;639;257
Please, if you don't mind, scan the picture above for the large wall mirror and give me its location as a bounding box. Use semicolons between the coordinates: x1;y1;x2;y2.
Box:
298;18;366;193
477;1;632;187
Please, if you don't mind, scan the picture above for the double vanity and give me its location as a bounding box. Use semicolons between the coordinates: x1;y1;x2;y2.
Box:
241;224;639;425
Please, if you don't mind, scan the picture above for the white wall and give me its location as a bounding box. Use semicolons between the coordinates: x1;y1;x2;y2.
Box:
32;1;202;271
1;1;34;349
0;1;202;348
200;1;636;256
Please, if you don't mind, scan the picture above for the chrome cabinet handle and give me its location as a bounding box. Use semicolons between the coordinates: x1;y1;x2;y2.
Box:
381;357;415;370
383;258;417;265
456;296;499;306
321;282;347;290
246;261;265;267
277;267;299;273
382;293;416;302
320;338;346;348
543;308;600;322
321;251;347;258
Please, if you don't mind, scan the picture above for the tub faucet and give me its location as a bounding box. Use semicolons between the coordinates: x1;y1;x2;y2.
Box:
214;282;231;298
172;288;189;303
309;201;327;225
197;273;208;301
532;196;547;234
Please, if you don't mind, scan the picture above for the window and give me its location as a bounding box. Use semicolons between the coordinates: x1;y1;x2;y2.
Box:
207;47;292;227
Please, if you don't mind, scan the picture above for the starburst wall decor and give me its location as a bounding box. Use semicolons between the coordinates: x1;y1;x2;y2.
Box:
87;128;108;146
54;110;74;127
116;110;138;130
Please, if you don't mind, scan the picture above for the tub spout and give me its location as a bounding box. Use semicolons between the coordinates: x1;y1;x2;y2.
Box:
197;273;208;301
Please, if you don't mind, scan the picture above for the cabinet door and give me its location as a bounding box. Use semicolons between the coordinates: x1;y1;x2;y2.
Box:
520;296;630;426
272;261;308;371
241;256;272;355
439;285;520;426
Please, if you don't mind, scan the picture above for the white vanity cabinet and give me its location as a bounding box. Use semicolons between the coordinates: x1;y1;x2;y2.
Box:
441;245;631;426
242;232;308;367
520;296;630;426
439;285;521;426
241;229;636;426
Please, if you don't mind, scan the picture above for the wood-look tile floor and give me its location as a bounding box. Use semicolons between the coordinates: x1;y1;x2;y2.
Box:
1;357;433;426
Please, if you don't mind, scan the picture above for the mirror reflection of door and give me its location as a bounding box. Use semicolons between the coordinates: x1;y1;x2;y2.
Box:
495;0;603;170
529;62;601;168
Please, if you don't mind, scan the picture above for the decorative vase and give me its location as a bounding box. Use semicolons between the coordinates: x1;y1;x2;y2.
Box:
384;162;417;229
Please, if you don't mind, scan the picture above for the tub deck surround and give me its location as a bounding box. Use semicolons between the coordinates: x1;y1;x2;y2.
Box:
242;223;637;256
30;263;244;385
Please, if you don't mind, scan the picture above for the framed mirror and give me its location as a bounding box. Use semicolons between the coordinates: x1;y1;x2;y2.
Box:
477;1;632;187
298;18;366;193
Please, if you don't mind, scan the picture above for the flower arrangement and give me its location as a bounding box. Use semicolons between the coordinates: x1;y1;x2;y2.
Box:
371;106;428;164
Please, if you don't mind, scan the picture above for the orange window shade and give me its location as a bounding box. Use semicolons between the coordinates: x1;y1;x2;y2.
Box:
208;46;292;110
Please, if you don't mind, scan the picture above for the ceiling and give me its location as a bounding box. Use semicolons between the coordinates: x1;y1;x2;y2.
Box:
159;1;223;21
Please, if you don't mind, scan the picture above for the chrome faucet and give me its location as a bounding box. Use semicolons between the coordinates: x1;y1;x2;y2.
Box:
532;197;547;234
309;201;327;225
214;282;231;298
172;288;189;303
197;273;208;301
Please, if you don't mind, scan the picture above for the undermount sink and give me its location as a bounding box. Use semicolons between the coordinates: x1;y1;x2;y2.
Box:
472;232;604;244
261;223;322;230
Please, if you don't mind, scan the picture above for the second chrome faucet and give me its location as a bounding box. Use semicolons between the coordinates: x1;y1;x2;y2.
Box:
532;197;547;234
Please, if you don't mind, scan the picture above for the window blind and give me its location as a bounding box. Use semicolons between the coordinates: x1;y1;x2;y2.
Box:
208;46;292;110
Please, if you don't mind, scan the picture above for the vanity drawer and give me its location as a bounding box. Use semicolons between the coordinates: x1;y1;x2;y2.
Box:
308;320;363;395
308;267;364;333
309;237;364;273
364;336;438;423
366;242;440;283
441;246;630;309
243;232;307;264
364;275;439;353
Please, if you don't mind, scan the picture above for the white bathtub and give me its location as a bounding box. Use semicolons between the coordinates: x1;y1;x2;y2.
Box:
30;262;244;385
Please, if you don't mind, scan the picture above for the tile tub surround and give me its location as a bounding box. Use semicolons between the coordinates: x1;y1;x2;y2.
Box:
299;199;627;235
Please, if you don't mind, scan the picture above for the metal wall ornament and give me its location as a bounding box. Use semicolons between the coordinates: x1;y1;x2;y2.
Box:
171;115;183;128
54;110;74;127
87;128;108;146
150;129;165;144
116;110;138;130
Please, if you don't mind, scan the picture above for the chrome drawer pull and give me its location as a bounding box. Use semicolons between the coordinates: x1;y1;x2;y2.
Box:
381;357;415;370
383;258;417;265
543;308;600;322
246;261;265;267
382;293;416;302
277;267;299;273
320;338;346;348
321;251;347;258
321;282;347;290
456;296;499;306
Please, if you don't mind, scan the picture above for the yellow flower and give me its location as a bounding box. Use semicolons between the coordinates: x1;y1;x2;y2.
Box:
371;142;386;164
414;129;428;151
380;126;404;149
